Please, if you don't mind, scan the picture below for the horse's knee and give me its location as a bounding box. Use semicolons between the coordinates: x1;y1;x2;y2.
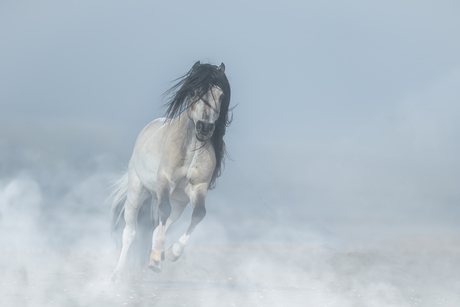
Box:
193;205;206;222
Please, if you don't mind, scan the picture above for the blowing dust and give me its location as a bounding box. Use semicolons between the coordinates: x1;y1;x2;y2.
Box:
1;131;459;307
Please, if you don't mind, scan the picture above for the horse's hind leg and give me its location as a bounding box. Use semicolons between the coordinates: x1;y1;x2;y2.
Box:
111;170;149;282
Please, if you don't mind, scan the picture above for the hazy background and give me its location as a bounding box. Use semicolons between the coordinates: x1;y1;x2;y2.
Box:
1;1;460;305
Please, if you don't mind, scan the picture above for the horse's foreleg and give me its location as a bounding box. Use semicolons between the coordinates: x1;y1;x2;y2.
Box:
111;173;148;283
148;184;172;272
166;184;207;262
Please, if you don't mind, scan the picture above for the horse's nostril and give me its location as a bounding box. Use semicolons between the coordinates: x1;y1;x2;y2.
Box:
197;121;214;134
203;123;214;133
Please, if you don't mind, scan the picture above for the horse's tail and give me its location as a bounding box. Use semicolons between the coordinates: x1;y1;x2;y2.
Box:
110;172;157;268
110;173;129;247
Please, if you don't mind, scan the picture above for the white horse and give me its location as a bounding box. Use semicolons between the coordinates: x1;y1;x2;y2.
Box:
110;61;231;282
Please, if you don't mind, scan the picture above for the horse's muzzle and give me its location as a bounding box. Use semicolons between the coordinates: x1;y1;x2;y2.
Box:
195;120;215;141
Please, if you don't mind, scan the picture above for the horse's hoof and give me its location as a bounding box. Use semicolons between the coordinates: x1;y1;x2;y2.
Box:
111;272;123;284
166;246;181;262
148;260;162;273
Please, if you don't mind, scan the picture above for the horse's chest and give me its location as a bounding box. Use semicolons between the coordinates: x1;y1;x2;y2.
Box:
174;155;199;183
167;158;199;201
174;150;212;186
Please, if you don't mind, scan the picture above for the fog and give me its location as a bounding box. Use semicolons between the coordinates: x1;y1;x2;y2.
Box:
1;1;460;306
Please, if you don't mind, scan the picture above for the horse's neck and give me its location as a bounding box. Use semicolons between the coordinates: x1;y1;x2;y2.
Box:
167;112;199;151
172;112;194;132
169;112;214;157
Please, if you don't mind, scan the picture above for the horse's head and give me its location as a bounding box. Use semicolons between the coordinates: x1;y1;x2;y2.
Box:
164;61;230;144
187;85;223;142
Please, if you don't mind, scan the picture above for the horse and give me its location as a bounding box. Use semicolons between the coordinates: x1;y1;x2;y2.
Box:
110;61;231;282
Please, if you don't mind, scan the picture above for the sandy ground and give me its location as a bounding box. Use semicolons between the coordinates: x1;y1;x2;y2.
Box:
1;236;459;307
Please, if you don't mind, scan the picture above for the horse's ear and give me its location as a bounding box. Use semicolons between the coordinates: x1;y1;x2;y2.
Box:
192;61;201;71
217;62;225;73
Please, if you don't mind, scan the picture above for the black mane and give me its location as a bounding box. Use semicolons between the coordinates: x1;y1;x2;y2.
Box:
163;61;232;189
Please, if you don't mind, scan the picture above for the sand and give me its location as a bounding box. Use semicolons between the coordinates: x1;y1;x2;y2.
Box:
1;236;459;307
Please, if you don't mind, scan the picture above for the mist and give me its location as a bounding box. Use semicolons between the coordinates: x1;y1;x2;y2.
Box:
1;1;460;306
